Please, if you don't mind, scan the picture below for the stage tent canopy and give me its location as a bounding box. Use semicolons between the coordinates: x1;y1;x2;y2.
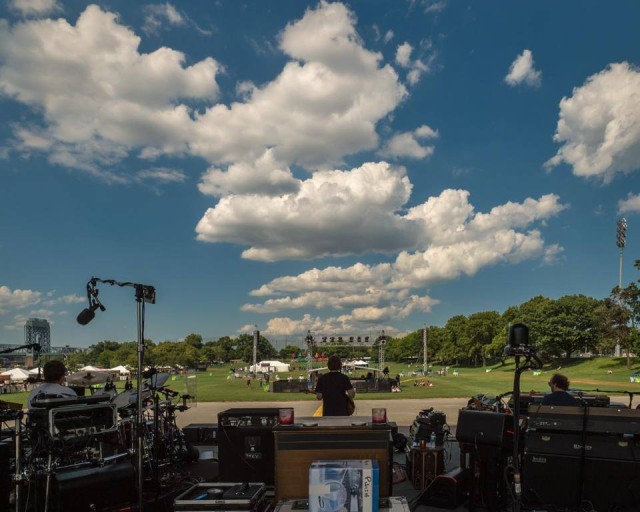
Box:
1;367;30;382
109;365;131;375
250;360;290;373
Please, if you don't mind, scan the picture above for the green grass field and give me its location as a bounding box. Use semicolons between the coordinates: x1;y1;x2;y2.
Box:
3;357;639;408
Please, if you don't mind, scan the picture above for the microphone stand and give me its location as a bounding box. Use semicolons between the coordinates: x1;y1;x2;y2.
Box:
135;286;146;512
79;277;155;512
504;346;541;512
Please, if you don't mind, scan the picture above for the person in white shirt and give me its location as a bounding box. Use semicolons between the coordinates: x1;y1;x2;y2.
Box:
27;360;77;409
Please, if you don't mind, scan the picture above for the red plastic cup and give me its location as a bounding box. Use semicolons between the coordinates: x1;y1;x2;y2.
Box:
279;407;294;425
372;407;387;423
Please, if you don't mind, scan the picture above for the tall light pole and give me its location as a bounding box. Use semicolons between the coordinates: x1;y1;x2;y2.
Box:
616;218;627;357
422;325;428;375
252;325;259;375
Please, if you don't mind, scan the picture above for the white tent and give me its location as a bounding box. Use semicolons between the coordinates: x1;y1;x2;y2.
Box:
109;365;131;375
79;365;104;372
108;365;130;380
28;368;43;375
250;360;290;373
1;368;30;382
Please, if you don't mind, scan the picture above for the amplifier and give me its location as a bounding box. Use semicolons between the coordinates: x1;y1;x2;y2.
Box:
174;482;268;512
455;410;513;447
515;393;610;415
218;408;279;484
525;429;640;460
523;452;640;511
528;405;640;434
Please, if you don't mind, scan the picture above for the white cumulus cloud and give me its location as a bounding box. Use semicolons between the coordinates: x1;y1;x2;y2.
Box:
618;193;640;215
196;162;416;261
241;191;567;329
0;5;220;176
546;62;640;182
0;285;42;314
9;0;59;16
505;49;542;88
378;125;438;159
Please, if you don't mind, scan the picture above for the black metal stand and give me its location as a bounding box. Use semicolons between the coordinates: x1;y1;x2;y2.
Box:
79;277;155;512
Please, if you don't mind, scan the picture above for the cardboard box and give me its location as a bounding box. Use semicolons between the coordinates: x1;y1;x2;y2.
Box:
309;460;379;512
276;496;408;512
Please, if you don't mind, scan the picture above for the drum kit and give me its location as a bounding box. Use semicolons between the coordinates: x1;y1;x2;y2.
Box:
2;370;197;512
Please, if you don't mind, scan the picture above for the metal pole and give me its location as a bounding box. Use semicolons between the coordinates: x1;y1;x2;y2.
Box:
616;218;627;358
253;328;258;375
136;295;145;512
423;326;428;375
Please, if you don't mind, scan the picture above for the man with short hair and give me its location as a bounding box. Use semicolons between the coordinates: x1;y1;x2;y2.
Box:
27;360;76;409
315;355;355;416
541;373;579;406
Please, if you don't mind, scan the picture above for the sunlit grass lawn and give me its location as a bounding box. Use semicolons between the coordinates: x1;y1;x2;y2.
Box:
3;357;639;408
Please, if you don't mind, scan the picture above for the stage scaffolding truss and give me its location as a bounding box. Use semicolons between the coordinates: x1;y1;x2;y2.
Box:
303;331;387;374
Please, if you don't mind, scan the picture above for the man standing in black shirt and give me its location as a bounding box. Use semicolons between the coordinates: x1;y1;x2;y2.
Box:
541;373;580;406
315;355;355;416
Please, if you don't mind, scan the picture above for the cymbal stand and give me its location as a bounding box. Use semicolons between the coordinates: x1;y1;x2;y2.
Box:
13;412;23;512
44;451;53;512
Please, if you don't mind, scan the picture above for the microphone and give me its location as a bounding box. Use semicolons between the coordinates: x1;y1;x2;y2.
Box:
76;302;106;325
30;343;42;351
77;304;97;325
142;368;157;379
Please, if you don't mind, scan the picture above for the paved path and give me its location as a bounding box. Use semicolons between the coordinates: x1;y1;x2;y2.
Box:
176;398;470;429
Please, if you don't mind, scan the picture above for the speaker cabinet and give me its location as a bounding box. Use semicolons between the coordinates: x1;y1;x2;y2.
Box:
455;410;513;447
217;408;279;484
523;452;640;511
422;468;468;509
50;462;135;512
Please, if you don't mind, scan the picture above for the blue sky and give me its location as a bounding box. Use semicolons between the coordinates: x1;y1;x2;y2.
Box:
1;0;639;350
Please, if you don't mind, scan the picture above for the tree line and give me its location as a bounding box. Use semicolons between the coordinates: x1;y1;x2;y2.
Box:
67;260;640;371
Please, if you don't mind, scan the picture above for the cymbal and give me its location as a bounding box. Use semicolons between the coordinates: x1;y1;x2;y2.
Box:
67;370;110;386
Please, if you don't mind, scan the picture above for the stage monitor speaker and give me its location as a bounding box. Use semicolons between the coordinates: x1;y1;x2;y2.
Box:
422;467;468;509
218;408;280;484
523;452;640;511
455;410;513;447
50;461;135;512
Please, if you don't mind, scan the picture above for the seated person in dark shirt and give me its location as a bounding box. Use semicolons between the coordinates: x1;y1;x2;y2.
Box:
541;373;580;406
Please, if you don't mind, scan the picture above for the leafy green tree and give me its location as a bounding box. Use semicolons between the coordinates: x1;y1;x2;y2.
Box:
438;315;469;364
279;344;303;360
465;311;502;366
184;333;204;349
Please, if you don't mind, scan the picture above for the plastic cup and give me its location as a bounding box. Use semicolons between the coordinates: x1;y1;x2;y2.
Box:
279;407;295;425
372;407;387;423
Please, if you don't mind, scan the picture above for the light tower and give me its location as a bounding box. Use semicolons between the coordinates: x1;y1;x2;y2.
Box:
615;218;627;357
